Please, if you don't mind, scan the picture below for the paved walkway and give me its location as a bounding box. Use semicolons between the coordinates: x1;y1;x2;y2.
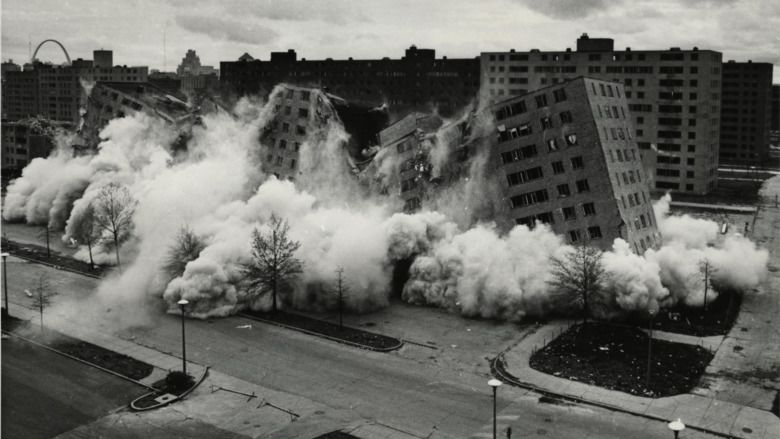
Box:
495;175;780;439
498;322;778;439
6;305;422;439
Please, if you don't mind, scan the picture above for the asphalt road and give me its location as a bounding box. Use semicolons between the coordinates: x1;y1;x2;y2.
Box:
1;335;147;439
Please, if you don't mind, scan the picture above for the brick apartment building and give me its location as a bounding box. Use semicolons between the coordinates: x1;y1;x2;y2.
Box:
220;46;479;119
1;50;148;125
720;61;774;165
481;34;722;195
365;77;659;252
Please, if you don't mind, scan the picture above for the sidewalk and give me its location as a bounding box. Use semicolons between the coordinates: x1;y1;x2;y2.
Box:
8;304;449;439
497;322;779;439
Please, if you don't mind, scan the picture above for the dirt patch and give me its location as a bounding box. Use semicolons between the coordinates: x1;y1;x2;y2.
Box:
5;315;152;380
530;322;713;398
242;310;402;351
1;238;111;277
629;290;741;337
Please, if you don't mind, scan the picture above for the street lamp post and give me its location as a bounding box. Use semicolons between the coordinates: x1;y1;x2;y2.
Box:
488;379;502;439
177;299;189;376
668;418;685;439
646;309;656;391
2;252;9;317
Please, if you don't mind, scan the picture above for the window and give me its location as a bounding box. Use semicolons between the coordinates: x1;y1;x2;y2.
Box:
553;88;567;102
547;138;558;151
282;122;290;133
506;166;544;186
500;144;538;164
687;157;695;166
583;202;596;216
576;179;590;193
568;230;581;243
290;159;296;169
557;184;571;197
535;94;548;108
563;206;577;221
687;145;696;153
284;106;292;115
587;226;602;239
397;140;412;153
571;156;584;170
565;134;578;146
404;197;421;212
560;111;573;124
298;108;309;118
552;161;565;174
541;117;553;130
279;139;287;149
275;156;283;165
296;125;306;135
616;150;624;161
510;189;549;208
401;178;417;192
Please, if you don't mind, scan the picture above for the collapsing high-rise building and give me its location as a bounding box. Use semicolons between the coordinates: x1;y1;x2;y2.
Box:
363;77;660;253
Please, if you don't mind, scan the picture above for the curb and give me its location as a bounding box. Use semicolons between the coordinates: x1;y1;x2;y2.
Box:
238;312;404;353
2;329;157;391
490;353;747;439
130;367;210;411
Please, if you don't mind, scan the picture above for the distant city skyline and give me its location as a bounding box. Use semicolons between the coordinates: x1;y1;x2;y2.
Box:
2;0;779;82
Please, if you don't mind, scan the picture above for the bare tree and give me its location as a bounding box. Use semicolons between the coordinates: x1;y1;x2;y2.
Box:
163;225;205;279
93;183;136;272
549;244;606;325
333;267;349;330
29;274;57;330
72;203;99;270
37;225;52;259
698;258;718;315
242;214;303;313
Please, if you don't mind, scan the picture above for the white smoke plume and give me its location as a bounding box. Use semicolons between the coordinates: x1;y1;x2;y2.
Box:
2;88;770;325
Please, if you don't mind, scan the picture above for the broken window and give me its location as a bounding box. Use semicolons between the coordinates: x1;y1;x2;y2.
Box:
576;179;590;193
547;138;558;151
565;134;578;146
506;166;544;186
588;226;602;239
563;206;577;221
541;117;553;130
510;189;549;208
553;88;567;102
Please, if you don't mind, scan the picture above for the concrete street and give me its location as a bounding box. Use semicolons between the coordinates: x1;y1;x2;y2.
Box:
1;248;727;438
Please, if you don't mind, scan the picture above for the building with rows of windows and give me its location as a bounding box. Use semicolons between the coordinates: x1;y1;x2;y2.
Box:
489;77;659;251
220;46;479;121
362;77;659;252
719;60;774;166
480;34;722;195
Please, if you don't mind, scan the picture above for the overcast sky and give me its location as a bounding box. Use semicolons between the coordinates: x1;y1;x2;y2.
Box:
2;0;778;82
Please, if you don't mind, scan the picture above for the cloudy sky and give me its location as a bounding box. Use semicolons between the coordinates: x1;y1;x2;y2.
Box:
2;0;778;81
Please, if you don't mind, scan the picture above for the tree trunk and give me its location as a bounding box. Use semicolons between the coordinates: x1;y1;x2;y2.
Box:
272;274;277;313
582;290;589;326
113;233;122;273
87;240;94;270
